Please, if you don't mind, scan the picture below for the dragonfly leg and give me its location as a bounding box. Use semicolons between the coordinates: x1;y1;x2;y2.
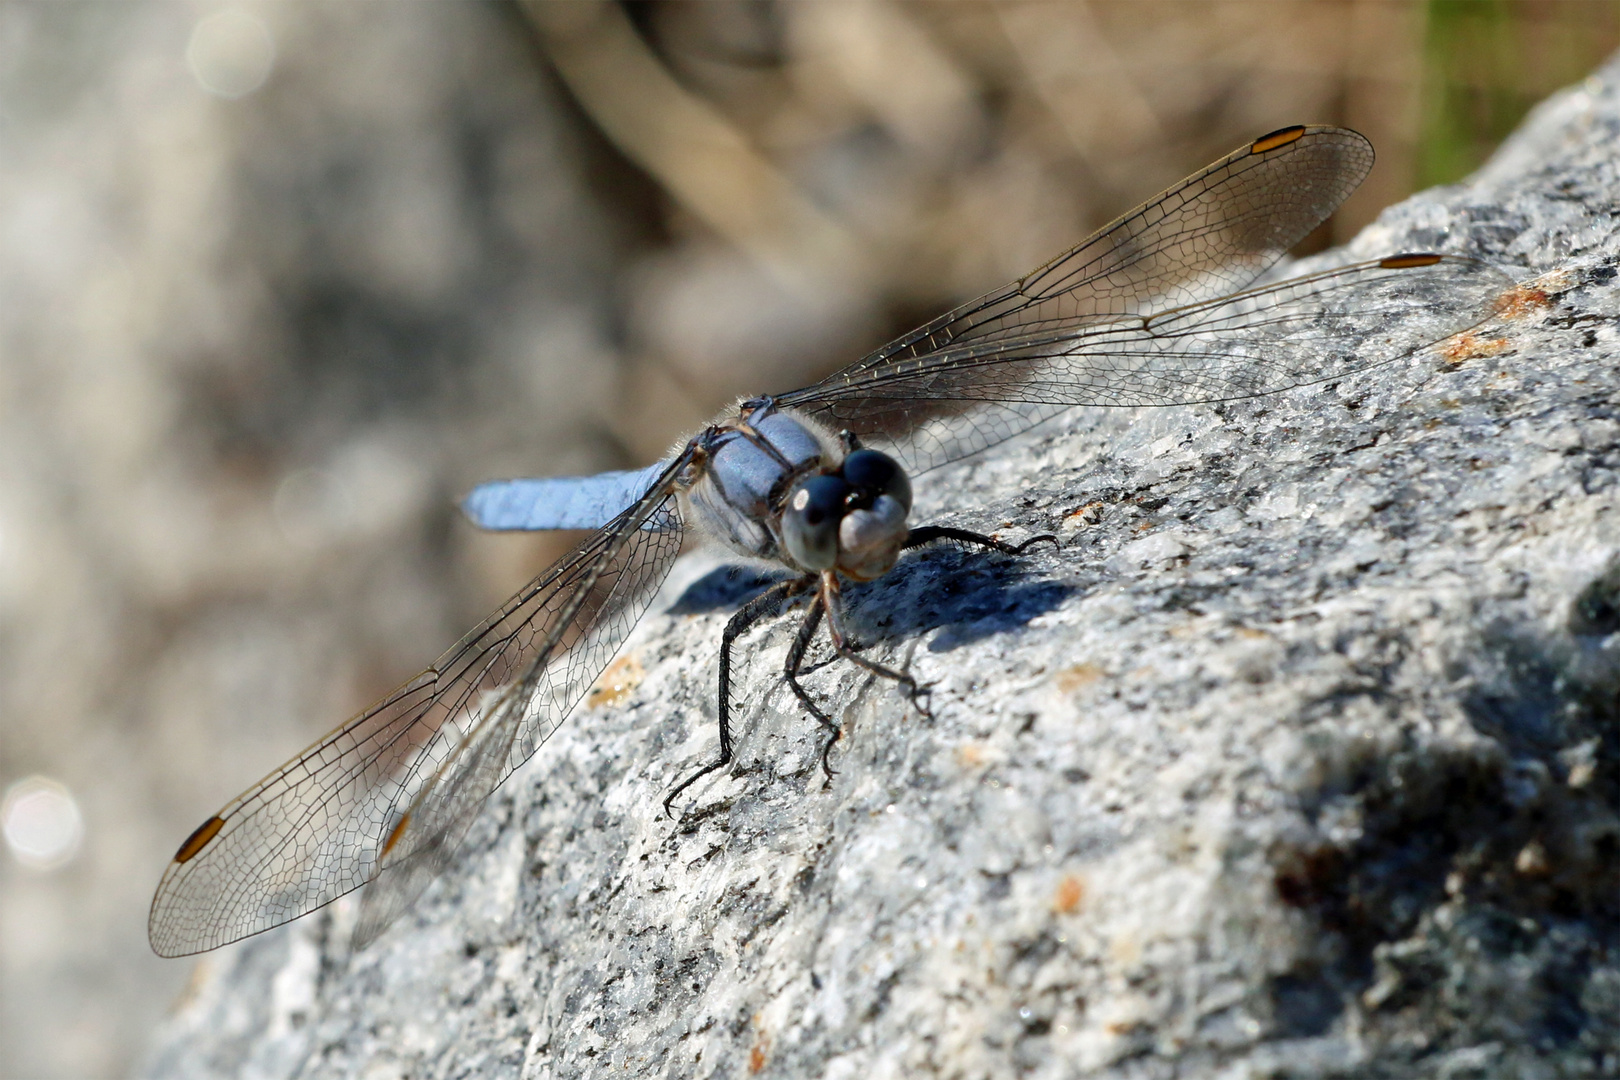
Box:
664;573;814;817
820;571;934;721
902;524;1058;555
782;594;840;783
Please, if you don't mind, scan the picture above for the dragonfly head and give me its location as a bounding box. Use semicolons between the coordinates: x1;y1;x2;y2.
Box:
781;448;912;580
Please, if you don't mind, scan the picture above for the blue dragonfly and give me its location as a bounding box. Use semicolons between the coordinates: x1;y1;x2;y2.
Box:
149;126;1511;957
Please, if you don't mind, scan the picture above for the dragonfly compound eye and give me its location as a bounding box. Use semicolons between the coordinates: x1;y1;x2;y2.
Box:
837;493;908;581
782;474;850;571
840;449;911;513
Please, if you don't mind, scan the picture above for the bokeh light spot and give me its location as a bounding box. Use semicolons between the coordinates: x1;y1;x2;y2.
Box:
187;10;276;99
274;467;356;549
2;776;84;872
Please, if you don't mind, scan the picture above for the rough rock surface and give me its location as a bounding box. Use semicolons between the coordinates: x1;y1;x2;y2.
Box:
143;65;1620;1080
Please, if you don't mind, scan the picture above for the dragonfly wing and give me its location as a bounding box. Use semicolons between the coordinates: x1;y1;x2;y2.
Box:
773;127;1377;472
781;255;1514;474
348;667;528;949
464;461;675;531
148;464;688;957
835;126;1372;380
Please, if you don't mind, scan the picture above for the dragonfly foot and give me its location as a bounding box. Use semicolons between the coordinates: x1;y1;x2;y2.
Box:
903;524;1057;557
1011;532;1060;554
907;680;936;721
817;727;842;783
662;756;729;819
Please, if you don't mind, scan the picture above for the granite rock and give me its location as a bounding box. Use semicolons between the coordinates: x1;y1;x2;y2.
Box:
143;62;1620;1080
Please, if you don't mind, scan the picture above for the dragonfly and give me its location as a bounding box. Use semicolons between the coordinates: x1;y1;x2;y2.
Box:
149;125;1512;957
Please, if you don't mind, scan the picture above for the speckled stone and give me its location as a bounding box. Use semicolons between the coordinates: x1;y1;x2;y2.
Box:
143;64;1620;1080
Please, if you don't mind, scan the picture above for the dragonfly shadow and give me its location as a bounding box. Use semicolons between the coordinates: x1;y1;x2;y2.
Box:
668;545;1072;654
847;547;1074;654
920;577;1073;652
666;564;790;615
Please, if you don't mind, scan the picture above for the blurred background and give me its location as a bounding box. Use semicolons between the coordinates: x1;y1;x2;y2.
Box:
1;2;1615;1076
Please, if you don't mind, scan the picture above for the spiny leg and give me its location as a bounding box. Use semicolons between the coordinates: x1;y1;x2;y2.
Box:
868;526;1054;719
664;573;814;816
818;571;933;720
782;595;841;782
902;524;1059;555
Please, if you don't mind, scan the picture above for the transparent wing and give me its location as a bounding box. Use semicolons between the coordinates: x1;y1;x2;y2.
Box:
779;254;1512;474
772;125;1384;472
148;463;688;957
839;126;1372;375
464;460;675;532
